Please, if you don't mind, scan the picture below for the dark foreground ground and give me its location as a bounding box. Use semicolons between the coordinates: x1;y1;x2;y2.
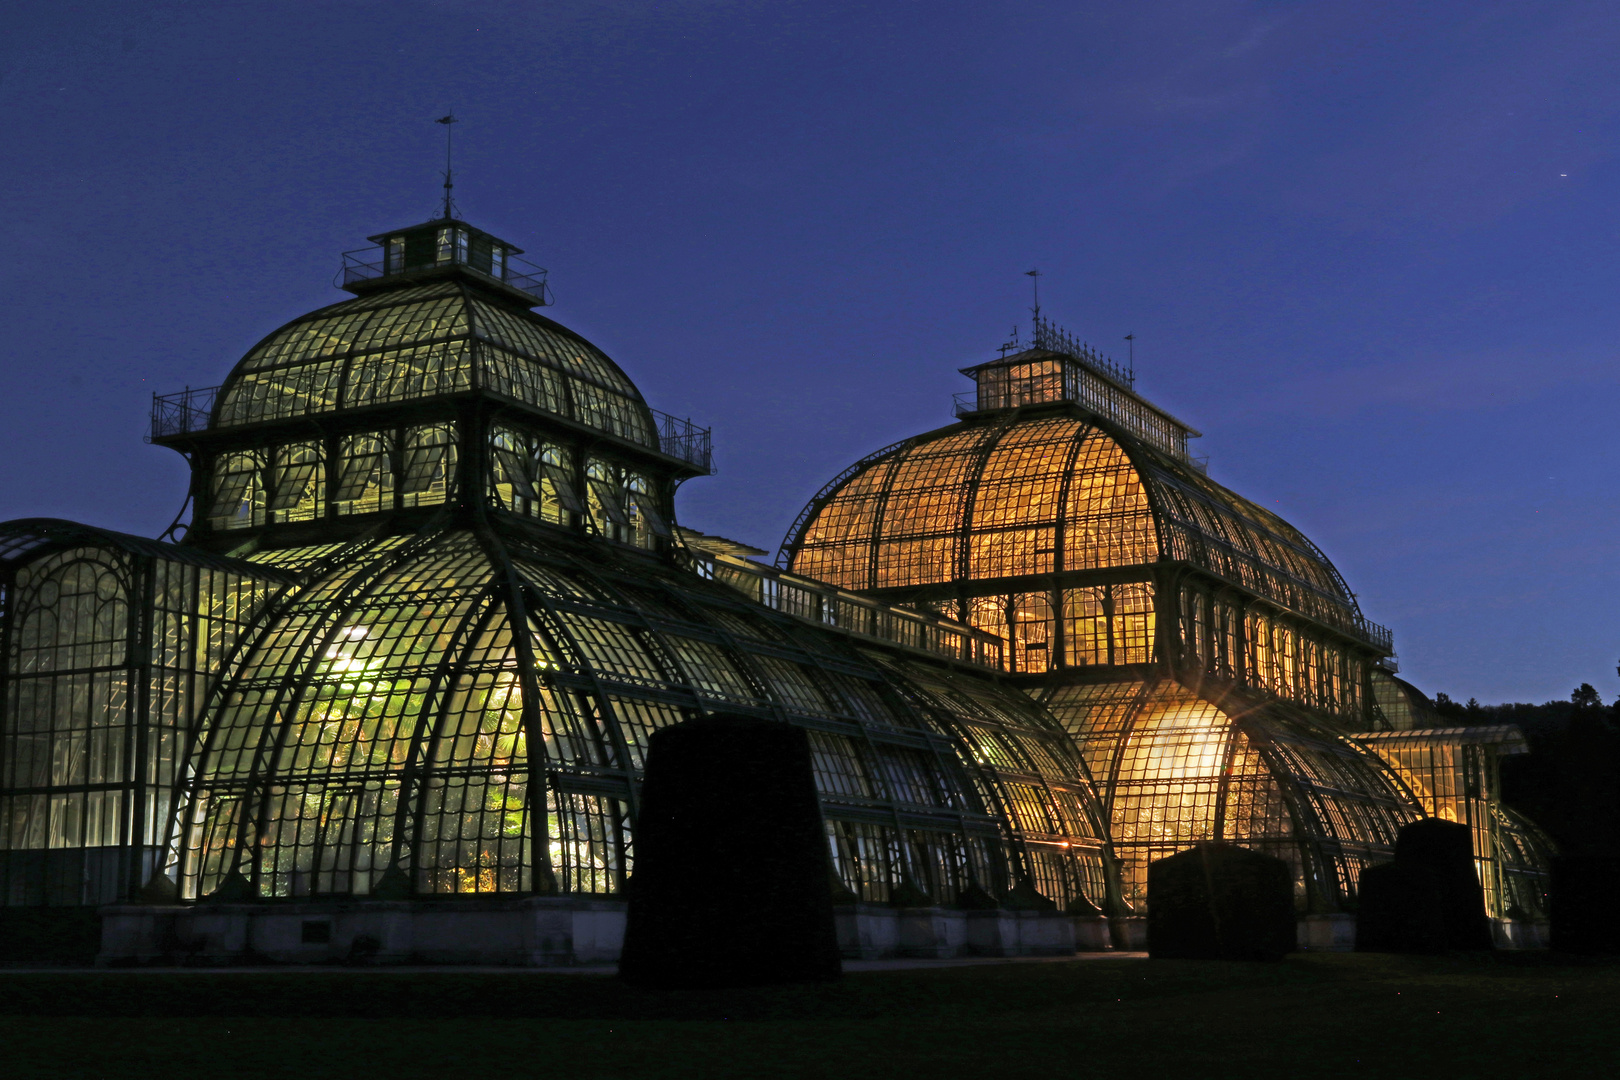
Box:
1;952;1616;1078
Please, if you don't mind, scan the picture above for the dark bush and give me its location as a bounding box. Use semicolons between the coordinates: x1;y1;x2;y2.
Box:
618;714;841;989
1396;818;1493;950
1357;817;1491;953
1147;843;1294;961
1356;861;1446;953
0;907;103;964
1549;856;1620;954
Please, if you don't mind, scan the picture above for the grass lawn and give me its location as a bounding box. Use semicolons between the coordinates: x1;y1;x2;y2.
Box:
0;952;1616;1078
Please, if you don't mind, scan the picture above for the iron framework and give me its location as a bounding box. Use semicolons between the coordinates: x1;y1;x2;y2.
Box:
778;339;1433;913
158;522;1114;908
1;214;1122;916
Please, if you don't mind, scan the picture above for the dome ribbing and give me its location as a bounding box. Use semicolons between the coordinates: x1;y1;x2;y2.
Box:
214;280;658;449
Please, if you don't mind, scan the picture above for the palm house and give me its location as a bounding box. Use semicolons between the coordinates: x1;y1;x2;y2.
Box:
0;213;1552;964
782;319;1554;919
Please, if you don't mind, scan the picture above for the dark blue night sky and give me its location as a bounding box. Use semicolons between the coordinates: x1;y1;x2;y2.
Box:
5;1;1619;704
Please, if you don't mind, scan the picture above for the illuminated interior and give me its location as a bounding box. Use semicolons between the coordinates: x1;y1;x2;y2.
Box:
1354;676;1556;919
0;522;286;904
781;331;1542;916
166;526;1110;905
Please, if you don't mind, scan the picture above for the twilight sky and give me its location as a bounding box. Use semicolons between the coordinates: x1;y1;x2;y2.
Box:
4;1;1619;704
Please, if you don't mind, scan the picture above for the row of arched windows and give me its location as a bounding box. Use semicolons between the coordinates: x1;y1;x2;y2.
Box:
488;425;669;549
965;583;1156;675
959;579;1368;703
208;425;456;529
1180;585;1365;716
208;422;671;552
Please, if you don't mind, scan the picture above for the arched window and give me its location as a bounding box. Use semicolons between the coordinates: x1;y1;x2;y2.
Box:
583;460;663;549
967;595;1009;655
489;426;534;514
535;444;580;525
1111;582;1155;666
209;452;264;530
623;472;669;549
489;427;580;525
1276;622;1298;697
334;434;393;515
1181;586;1209;671
4;553;131;862
1247;609;1273;692
585;460;632;543
401;425;456;509
1061;583;1155;669
1062;587;1108;667
269;442;323;523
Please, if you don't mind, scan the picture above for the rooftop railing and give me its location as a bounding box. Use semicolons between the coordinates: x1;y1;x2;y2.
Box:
1032;315;1135;389
151;387;711;471
149;385;219;441
652;410;714;474
688;547;1003;669
958;364;1197;464
960;317;1201;464
954;378;1061;417
340;246;553;306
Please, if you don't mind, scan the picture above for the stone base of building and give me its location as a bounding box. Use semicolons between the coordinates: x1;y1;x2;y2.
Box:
95;899;1554;967
1491;917;1550;950
1298;913;1358;951
98;897;628;967
1109;915;1148;950
99;899;1127;967
833;904;1114;959
1295;913;1549;953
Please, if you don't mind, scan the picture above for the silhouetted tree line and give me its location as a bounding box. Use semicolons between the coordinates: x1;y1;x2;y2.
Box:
1427;682;1620;855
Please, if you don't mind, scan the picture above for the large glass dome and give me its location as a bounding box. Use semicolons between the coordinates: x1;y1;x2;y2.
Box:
213;280;658;448
786;412;1368;641
779;354;1420;915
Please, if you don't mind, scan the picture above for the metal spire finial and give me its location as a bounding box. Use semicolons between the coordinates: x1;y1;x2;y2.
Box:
435;114;458;219
1024;268;1041;321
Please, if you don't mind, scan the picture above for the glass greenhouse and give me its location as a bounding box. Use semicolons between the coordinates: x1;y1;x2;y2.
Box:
0;217;1111;921
0;214;1552;961
782;322;1553;916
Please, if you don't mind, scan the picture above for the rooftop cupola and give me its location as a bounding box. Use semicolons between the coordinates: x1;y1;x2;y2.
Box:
340;218;552;308
146;208;711;556
955;315;1202;465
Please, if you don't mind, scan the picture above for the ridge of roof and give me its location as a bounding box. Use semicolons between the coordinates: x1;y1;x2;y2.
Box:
0;518;300;583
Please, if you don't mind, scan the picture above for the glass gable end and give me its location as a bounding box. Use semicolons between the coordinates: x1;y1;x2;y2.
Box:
0;523;289;905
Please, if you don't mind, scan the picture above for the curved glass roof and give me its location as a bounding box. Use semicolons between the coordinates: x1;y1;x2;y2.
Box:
171;526;1112;908
1351;721;1555;919
786;413;1366;637
1042;677;1415;911
212;281;657;447
0;517;296;582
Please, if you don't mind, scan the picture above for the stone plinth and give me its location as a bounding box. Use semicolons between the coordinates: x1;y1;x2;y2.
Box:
98;895;627;967
1297;914;1356;952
